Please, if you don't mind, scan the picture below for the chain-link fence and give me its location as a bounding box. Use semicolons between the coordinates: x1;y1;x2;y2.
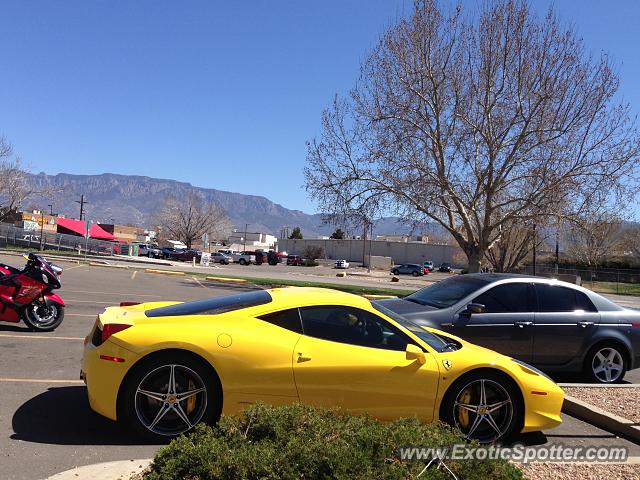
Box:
521;263;640;295
0;222;119;256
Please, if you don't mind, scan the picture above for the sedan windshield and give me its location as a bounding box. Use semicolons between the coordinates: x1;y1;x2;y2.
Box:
404;276;489;309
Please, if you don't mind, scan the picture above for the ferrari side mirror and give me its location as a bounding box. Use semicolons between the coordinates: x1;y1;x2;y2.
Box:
406;343;426;365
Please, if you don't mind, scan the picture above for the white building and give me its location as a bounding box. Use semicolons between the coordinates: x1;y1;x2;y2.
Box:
227;231;277;250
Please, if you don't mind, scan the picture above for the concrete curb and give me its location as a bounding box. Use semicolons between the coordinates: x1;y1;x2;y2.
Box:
45;458;152;480
145;269;185;276
562;395;640;443
205;275;248;283
559;383;640;388
0;248;173;267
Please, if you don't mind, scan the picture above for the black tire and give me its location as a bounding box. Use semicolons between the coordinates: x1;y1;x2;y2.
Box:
22;302;65;332
239;258;246;265
411;271;419;277
391;269;399;275
583;342;627;384
118;352;221;442
440;370;522;444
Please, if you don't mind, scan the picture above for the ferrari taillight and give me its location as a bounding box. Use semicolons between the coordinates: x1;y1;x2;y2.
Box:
101;323;132;343
120;302;141;307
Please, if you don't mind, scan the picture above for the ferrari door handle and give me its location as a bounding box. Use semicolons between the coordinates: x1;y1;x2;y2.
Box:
297;352;312;363
577;321;594;328
514;321;533;328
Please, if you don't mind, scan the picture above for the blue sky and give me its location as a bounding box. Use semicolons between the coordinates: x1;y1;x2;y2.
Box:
1;1;639;214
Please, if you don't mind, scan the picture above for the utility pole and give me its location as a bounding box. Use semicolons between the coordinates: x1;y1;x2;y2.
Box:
243;223;248;252
48;204;53;216
39;209;45;251
75;194;88;220
368;222;373;273
555;232;560;274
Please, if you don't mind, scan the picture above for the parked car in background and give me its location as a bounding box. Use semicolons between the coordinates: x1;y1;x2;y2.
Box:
211;252;231;265
335;259;350;269
438;262;452;273
246;251;268;265
287;255;304;266
138;244;162;258
231;252;255;265
390;264;425;277
170;249;202;262
161;247;181;259
266;251;282;265
423;261;434;272
377;273;640;383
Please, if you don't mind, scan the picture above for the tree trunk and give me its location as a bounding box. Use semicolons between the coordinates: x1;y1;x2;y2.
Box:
466;248;483;273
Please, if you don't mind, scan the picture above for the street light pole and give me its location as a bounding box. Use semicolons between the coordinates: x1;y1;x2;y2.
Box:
532;223;537;276
39;209;45;251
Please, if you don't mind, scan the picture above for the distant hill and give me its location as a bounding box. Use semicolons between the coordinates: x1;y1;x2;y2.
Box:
25;172;439;238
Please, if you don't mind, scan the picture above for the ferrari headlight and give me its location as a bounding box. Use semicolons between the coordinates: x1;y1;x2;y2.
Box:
511;358;552;381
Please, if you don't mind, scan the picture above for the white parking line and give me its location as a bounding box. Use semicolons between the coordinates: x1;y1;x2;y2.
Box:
63;289;161;298
0;377;84;384
191;276;208;289
131;270;138;280
0;334;83;341
65;299;113;304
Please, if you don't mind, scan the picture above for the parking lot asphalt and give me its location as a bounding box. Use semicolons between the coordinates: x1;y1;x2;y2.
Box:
0;253;638;479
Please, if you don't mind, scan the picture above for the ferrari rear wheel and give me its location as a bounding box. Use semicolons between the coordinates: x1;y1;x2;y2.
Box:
119;353;220;441
440;371;521;444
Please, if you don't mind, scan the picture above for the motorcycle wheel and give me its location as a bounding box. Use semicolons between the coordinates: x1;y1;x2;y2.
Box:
22;301;65;332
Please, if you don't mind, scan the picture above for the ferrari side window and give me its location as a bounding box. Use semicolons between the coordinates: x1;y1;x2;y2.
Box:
299;306;409;351
257;308;303;334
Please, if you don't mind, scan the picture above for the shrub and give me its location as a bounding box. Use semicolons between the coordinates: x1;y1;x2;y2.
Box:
144;403;523;480
303;245;324;267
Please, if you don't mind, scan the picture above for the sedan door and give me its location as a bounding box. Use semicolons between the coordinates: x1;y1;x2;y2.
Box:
447;282;534;362
292;305;440;421
532;283;600;366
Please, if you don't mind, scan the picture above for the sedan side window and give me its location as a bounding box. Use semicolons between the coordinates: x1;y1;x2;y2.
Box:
472;283;529;313
299;306;410;351
257;308;303;334
536;284;597;312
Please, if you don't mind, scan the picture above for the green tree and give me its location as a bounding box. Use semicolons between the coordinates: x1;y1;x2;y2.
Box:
289;227;303;239
330;228;345;239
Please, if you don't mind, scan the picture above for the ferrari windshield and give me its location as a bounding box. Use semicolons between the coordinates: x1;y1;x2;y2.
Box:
145;290;272;317
404;276;489;309
372;302;449;351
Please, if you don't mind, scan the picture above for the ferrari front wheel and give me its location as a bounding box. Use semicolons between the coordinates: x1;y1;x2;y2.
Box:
119;353;221;441
440;371;522;444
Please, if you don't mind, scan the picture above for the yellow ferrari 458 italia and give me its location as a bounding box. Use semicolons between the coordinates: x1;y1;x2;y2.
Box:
81;287;563;443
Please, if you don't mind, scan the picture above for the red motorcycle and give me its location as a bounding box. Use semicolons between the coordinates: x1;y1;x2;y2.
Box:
0;253;65;331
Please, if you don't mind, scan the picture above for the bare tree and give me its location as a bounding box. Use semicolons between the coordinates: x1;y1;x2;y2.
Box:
0;136;31;221
305;0;640;272
155;192;231;248
485;219;549;272
565;214;623;267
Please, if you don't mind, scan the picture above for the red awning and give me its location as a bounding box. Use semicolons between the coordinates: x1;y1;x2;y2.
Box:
89;224;115;241
56;217;87;236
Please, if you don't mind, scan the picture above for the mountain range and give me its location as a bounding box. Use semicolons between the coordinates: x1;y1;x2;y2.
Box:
25;172;431;238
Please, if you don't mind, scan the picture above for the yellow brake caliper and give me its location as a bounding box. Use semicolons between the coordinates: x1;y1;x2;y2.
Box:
186;379;196;414
457;389;471;428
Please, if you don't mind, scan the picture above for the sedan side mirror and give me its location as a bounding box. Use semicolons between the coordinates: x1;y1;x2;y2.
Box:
462;303;485;316
406;344;426;365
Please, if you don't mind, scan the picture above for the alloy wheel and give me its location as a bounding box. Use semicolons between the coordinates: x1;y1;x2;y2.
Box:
452;378;513;443
29;303;58;327
134;364;208;436
591;347;624;383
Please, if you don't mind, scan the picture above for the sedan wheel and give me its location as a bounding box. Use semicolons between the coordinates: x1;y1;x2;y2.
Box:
120;355;220;440
441;372;520;443
585;344;626;383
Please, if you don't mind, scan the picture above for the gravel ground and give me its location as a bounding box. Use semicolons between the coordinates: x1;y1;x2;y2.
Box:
563;387;640;422
518;462;640;479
